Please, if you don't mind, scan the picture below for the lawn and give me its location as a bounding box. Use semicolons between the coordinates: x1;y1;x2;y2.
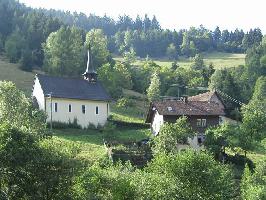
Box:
0;56;36;96
114;52;246;69
53;127;149;162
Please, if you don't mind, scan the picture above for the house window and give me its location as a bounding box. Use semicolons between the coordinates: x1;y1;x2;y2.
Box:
54;103;58;112
69;104;72;112
196;119;202;127
96;106;99;115
82;105;86;114
196;119;207;127
201;119;206;127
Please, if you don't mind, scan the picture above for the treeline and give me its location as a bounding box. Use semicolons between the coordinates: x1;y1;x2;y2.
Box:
0;0;264;71
41;8;263;57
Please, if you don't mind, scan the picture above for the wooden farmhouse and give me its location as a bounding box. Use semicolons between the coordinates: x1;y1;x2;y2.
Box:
145;91;226;149
32;50;111;128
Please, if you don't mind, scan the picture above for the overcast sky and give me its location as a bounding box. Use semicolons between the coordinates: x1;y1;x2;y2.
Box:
19;0;266;33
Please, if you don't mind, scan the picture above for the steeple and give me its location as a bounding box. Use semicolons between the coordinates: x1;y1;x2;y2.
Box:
83;44;97;83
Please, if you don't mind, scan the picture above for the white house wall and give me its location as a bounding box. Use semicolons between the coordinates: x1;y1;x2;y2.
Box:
151;111;164;135
32;77;45;110
45;97;109;128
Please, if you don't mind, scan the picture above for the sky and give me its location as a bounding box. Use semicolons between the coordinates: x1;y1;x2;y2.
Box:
19;0;266;33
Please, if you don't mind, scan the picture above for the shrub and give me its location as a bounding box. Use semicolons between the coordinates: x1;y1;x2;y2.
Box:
49;118;81;129
116;97;134;108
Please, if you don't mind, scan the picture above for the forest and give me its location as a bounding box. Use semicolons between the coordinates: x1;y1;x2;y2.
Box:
0;0;265;199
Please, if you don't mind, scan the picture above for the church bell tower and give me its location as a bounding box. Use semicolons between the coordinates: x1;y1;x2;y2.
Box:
83;44;97;83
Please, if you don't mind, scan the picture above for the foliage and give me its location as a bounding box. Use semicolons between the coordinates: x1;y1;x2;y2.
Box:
240;101;266;152
50;118;82;129
20;47;33;71
147;72;161;102
204;123;232;158
85;28;110;69
0;81;46;136
0;124;80;199
73;163;136;200
241;160;266;200
147;151;236;200
123;47;136;64
116;97;134;108
98;62;133;98
209;68;242;108
152;117;194;155
166;43;178;60
43;26;84;76
251;76;266;101
4;30;26;63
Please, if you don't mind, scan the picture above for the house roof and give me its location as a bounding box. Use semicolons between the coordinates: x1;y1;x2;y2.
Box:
145;98;225;123
36;74;111;101
188;90;219;101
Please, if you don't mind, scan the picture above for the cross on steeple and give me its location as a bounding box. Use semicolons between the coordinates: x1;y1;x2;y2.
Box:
83;44;97;83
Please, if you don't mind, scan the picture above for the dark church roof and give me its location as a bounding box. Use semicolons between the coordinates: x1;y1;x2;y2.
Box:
36;74;111;101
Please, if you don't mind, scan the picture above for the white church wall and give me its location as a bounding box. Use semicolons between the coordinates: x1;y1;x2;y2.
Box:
151;111;164;135
32;77;45;110
45;97;109;128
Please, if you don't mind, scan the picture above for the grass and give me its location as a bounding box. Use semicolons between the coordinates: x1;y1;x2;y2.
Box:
53;128;149;162
0;56;36;96
110;89;149;124
114;52;246;69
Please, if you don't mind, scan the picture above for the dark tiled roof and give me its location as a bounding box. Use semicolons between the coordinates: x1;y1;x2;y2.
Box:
145;99;225;123
153;100;225;116
188;90;225;109
36;74;111;101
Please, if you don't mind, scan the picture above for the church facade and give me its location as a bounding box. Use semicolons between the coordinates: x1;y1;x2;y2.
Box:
32;49;111;128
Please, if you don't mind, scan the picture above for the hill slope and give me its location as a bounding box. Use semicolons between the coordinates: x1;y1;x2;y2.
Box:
115;52;246;69
0;56;35;96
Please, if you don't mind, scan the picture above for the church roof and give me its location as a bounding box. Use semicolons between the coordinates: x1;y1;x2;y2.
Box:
36;74;111;101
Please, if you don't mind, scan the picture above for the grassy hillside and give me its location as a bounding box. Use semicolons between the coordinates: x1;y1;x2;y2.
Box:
0;56;35;96
115;52;246;69
54;128;149;163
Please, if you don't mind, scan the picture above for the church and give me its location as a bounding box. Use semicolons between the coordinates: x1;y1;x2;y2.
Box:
32;48;111;128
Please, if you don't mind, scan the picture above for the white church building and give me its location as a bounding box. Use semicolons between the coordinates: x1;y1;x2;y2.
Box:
32;49;111;128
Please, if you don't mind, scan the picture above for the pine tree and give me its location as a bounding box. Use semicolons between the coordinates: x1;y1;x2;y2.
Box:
147;72;160;102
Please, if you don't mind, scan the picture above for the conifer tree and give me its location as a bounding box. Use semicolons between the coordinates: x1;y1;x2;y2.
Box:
147;72;160;102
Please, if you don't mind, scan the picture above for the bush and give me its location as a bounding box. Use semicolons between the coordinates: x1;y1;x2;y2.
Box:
111;120;149;129
49;118;81;129
116;97;134;108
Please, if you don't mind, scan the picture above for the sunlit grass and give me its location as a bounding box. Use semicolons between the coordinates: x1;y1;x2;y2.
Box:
114;52;246;69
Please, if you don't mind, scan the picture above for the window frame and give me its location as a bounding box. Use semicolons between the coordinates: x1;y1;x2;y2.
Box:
54;102;58;112
201;119;207;127
82;105;86;114
196;119;202;127
95;106;99;115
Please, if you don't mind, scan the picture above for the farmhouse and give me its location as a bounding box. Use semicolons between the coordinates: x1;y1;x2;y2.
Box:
145;91;226;148
32;50;111;128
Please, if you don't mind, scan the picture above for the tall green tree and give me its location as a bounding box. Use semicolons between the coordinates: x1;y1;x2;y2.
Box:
85;29;110;69
147;72;161;102
241;161;266;200
4;30;26;63
43;26;84;76
166;43;178;60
